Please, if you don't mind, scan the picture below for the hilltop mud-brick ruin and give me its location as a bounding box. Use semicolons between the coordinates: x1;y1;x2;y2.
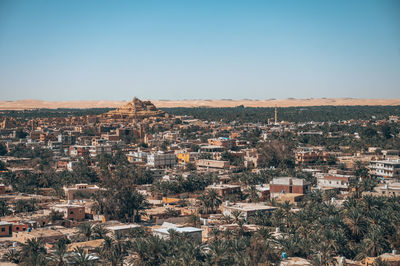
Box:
103;97;166;120
3;98;168;129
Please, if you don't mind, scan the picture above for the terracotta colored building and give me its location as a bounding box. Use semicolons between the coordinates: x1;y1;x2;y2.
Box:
52;204;85;222
0;184;6;194
0;221;11;237
12;223;30;233
270;177;311;198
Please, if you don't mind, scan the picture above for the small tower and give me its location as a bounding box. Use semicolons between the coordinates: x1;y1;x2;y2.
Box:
274;107;278;125
133;97;137;119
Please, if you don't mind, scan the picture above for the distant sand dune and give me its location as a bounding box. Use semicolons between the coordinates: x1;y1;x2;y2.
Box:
0;98;399;110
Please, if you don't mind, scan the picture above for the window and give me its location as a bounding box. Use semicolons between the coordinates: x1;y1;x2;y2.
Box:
1;228;5;232
16;227;19;230
70;211;74;214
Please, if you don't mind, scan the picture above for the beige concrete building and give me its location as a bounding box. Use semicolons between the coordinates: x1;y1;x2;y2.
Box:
221;202;277;220
63;184;101;200
51;204;85;222
196;159;230;170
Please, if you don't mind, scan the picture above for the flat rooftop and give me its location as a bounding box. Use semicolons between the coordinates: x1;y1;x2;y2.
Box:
153;226;202;234
206;184;241;189
371;159;400;164
106;224;140;231
53;204;84;208
224;202;277;211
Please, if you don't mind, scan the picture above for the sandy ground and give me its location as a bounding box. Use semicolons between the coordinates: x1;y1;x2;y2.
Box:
0;98;400;110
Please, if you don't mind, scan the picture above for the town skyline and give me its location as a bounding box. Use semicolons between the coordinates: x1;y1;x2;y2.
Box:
2;0;400;264
1;98;400;264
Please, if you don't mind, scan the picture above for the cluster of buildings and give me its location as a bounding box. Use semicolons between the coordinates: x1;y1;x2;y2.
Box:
0;99;400;265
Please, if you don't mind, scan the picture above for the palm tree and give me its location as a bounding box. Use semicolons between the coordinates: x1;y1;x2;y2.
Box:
97;236;126;266
343;196;359;211
271;208;284;228
177;240;206;266
188;213;201;227
167;228;181;240
231;210;245;224
19;238;47;266
362;195;382;213
0;199;11;216
205;189;222;213
127;227;149;239
307;190;323;204
78;222;94;241
247;236;281;265
310;250;336;266
92;224;109;239
255;227;274;241
209;227;221;240
222;229;237;240
124;189;149;222
245;185;260;203
221;214;233;224
279;200;294;215
358;225;389;259
164;207;180;218
278;235;303;257
130;236;168;265
343;208;367;241
4;248;20;264
205;240;233;265
48;238;69;266
47;210;64;224
199;194;212;214
69;247;98;266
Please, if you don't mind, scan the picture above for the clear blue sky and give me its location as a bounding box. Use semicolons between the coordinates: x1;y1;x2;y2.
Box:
0;0;399;101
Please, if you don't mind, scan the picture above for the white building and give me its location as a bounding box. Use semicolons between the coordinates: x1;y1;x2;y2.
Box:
152;222;202;242
89;145;112;157
127;151;148;163
369;159;400;180
147;152;177;168
316;173;356;190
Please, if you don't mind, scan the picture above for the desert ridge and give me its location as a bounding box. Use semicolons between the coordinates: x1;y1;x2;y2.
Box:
0;98;400;110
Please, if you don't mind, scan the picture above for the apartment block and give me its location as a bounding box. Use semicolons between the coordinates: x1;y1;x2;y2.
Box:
369;159;400;180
